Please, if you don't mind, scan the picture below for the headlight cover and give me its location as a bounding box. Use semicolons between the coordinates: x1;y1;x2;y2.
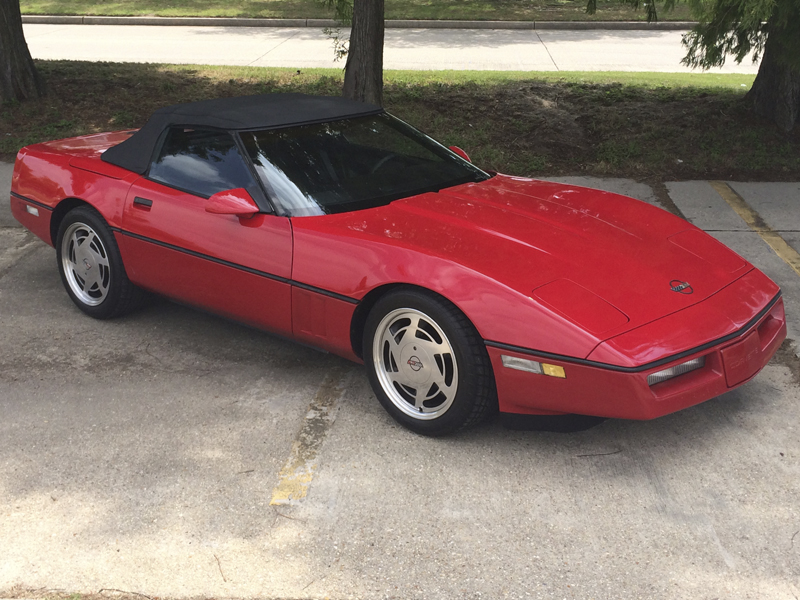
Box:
647;356;705;386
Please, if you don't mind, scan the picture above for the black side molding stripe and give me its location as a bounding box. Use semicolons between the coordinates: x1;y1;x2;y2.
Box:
117;229;360;305
11;191;54;212
120;229;290;283
486;291;782;374
291;280;361;304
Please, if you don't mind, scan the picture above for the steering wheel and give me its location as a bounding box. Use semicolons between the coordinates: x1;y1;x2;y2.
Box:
370;153;401;175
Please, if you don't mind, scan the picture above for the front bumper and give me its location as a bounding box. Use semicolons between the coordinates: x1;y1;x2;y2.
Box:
488;292;786;421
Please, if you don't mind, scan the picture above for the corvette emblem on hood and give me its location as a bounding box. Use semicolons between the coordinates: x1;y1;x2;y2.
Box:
670;280;693;294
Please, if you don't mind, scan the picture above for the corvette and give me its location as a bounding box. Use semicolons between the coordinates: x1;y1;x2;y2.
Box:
10;93;786;435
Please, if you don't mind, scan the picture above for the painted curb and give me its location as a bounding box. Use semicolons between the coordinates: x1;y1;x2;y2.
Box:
21;15;697;30
535;20;693;30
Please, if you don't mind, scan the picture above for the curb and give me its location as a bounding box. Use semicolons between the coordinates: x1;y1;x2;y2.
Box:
21;15;697;30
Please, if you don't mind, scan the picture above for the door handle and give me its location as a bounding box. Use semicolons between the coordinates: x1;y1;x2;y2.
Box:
133;196;153;209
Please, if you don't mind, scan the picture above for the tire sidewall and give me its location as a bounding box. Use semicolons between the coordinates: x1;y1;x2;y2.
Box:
363;288;490;436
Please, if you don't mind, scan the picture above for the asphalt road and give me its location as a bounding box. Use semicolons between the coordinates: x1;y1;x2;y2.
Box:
1;160;799;599
23;23;760;73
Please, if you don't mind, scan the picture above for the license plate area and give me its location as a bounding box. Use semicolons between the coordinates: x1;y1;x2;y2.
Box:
721;330;761;387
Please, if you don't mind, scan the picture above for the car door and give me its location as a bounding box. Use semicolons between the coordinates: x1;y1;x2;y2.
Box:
119;126;293;337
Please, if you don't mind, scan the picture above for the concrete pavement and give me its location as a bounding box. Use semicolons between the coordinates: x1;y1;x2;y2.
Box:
1;161;799;598
23;23;760;72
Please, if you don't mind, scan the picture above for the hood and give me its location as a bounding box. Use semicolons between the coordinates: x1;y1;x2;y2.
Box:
355;175;751;339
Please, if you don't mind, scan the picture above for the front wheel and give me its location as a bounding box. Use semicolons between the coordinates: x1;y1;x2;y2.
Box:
56;206;143;319
363;288;497;436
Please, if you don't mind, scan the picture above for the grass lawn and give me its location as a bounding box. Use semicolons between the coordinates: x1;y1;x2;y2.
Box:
1;61;796;183
20;0;695;22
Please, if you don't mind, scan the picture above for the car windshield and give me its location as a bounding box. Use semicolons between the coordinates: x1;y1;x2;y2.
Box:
238;113;490;216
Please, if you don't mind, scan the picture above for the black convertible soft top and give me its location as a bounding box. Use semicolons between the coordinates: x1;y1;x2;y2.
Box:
101;93;382;175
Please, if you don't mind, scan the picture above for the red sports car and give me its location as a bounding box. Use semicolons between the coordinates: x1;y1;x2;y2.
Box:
10;93;786;435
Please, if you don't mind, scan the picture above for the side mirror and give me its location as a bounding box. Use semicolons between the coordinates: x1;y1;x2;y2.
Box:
206;188;259;218
449;146;471;163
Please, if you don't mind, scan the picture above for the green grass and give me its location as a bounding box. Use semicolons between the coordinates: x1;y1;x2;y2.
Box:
1;61;796;182
177;65;756;90
382;69;755;90
20;0;695;22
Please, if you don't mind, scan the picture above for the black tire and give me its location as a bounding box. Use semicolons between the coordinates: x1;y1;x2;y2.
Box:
56;205;144;319
363;287;497;436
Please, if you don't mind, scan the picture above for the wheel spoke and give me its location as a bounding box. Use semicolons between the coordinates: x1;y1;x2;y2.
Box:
72;271;86;291
70;233;82;258
83;270;100;292
411;387;424;410
410;315;448;352
88;246;109;268
98;270;110;293
416;336;449;356
81;230;96;251
65;255;80;272
386;327;404;351
427;366;450;393
73;233;87;253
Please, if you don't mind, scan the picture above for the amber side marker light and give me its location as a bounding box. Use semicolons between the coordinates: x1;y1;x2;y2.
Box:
501;356;566;378
647;357;705;386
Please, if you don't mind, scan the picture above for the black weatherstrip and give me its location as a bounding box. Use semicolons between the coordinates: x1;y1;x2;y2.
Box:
11;192;54;212
116;229;360;305
486;291;782;374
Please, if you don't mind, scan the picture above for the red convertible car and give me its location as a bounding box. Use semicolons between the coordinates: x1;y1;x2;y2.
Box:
10;93;786;435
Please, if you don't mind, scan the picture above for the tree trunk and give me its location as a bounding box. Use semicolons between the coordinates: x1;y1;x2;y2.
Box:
0;0;45;103
342;0;384;106
747;28;800;132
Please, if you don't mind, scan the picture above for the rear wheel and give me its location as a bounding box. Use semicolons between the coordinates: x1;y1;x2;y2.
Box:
363;288;497;436
56;206;143;319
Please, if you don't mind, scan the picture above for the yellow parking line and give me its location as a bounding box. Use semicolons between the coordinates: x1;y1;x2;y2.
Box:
270;367;348;506
709;180;800;278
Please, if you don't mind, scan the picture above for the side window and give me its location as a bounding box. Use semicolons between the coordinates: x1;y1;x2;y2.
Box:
149;128;256;198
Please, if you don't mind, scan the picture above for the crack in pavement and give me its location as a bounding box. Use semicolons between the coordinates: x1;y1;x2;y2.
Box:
0;230;44;281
